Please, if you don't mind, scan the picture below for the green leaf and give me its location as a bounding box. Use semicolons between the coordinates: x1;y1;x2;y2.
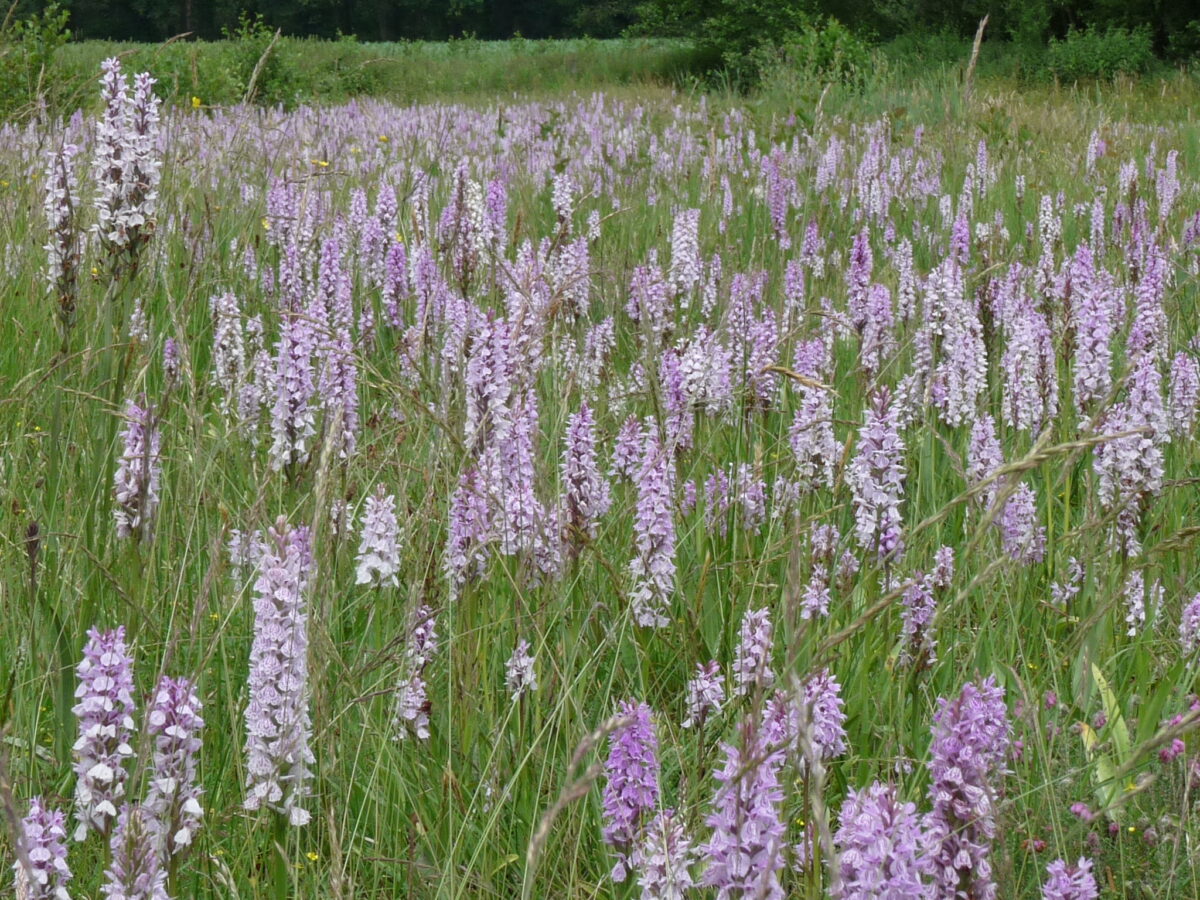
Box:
1090;663;1130;763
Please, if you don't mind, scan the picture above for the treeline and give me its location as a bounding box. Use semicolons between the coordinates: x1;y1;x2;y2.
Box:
20;0;1200;54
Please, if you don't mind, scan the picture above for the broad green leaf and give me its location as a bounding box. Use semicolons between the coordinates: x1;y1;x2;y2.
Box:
1090;664;1130;763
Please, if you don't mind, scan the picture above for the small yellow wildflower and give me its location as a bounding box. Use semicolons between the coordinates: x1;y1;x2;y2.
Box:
306;851;319;862
379;134;389;142
311;159;329;168
192;96;202;109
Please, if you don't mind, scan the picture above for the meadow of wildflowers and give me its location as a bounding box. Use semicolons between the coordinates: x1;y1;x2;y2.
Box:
2;54;1200;898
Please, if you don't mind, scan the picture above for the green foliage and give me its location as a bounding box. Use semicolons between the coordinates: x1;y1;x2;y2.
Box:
880;28;969;71
636;0;816;86
1166;20;1200;63
53;37;699;110
221;12;298;106
1047;25;1156;82
784;16;871;88
0;3;72;119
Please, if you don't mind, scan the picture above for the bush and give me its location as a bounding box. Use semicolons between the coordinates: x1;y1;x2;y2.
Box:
222;13;300;106
1047;26;1156;82
0;3;71;119
881;29;970;72
784;17;871;89
1166;20;1200;62
634;0;815;88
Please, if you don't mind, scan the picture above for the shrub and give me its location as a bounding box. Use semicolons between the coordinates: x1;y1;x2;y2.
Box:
634;0;816;88
222;13;301;106
0;3;71;119
1047;26;1156;82
785;17;871;89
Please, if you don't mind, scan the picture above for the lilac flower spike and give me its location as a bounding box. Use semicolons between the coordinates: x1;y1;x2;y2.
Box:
504;639;537;702
12;797;71;900
628;435;676;628
683;661;725;729
444;468;490;596
700;714;786;900
1093;400;1163;556
113;398;162;543
1041;858;1098;900
100;806;168;900
394;605;438;741
602;700;661;882
355;485;401;587
635;809;696;899
44;143;82;332
966;414;1003;511
1180;594;1200;654
1168;351;1199;437
924;676;1010;900
900;576;937;667
562;402;611;545
243;518;315;826
733;607;775;698
803;668;848;762
73;625;137;841
610;416;644;481
848;388;906;560
144;676;204;858
833;781;926;900
93;59;161;261
268;308;317;472
999;484;1047;564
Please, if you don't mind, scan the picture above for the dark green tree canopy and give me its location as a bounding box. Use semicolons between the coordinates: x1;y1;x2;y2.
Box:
7;0;1198;61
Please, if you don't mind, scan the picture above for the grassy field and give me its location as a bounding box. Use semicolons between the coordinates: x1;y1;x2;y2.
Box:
42;36;699;111
2;44;1200;899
